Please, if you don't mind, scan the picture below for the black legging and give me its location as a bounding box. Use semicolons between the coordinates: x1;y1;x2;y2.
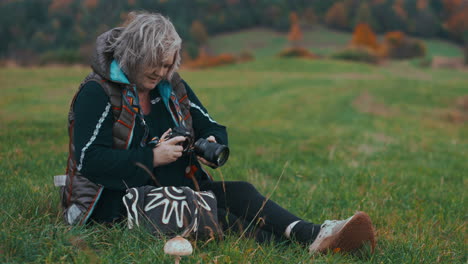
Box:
199;181;308;243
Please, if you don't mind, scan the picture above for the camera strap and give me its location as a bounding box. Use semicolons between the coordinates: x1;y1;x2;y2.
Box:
122;85;152;147
185;154;201;191
169;92;186;127
158;80;186;128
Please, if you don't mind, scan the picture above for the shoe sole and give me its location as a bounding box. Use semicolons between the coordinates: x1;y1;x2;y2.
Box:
315;211;376;254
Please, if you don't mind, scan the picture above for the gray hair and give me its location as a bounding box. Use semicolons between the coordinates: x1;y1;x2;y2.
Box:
109;11;181;80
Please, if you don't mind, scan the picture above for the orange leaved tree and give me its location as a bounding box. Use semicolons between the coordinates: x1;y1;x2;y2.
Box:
442;0;468;63
351;23;379;51
444;6;468;41
288;12;303;46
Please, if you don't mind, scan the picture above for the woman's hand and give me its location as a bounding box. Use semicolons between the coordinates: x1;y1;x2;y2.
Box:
152;129;186;167
197;135;217;167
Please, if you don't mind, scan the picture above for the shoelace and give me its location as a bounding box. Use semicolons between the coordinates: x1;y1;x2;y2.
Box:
317;219;345;239
322;219;341;228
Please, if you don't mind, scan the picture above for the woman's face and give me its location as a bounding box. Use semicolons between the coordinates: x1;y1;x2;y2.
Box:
136;52;175;91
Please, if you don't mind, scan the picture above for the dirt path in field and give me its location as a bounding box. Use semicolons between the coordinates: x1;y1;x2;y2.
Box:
352;91;395;117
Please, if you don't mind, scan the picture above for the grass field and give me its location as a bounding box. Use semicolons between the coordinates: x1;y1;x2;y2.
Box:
0;57;467;263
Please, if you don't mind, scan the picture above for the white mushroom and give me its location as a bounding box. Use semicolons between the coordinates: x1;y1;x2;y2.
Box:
164;236;193;264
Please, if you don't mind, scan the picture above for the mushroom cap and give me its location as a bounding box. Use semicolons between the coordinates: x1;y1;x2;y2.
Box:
164;236;193;256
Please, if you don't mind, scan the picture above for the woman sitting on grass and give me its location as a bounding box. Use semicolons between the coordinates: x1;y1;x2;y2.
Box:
62;11;375;254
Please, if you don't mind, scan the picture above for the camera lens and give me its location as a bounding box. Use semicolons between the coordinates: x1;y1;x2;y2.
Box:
216;149;229;166
194;138;230;167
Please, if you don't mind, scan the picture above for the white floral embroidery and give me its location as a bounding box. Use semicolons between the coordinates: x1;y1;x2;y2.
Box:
190;102;218;124
77;103;111;172
144;188;190;228
123;189;139;229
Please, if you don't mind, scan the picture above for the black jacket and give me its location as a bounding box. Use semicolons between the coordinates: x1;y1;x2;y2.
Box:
72;29;227;223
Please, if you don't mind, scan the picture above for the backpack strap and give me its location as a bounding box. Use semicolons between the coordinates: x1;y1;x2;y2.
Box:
62;72;136;225
71;72;137;150
99;80;136;149
65;72;106;182
169;73;213;182
63;73;108;225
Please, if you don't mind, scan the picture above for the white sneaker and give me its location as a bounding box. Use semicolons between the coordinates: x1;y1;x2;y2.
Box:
309;211;375;254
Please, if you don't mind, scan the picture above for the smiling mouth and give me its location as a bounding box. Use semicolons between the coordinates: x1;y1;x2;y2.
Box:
147;76;160;82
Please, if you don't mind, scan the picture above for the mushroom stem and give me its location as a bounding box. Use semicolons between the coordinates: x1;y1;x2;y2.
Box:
174;255;181;264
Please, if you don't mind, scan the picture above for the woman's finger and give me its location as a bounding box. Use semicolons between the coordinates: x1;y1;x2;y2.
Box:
166;136;186;145
173;145;184;153
160;128;172;142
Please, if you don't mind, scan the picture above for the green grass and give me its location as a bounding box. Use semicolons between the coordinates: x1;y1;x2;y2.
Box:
424;39;463;58
1;58;467;263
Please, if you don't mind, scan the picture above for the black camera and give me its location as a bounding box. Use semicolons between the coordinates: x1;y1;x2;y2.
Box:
166;126;194;153
166;126;230;168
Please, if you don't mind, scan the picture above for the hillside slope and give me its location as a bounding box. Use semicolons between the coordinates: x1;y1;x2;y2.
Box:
208;26;464;59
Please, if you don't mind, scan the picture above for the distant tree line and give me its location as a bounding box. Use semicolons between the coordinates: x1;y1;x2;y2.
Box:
324;0;467;41
0;0;466;64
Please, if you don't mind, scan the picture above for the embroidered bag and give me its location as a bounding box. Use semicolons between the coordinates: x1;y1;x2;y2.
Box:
123;185;222;239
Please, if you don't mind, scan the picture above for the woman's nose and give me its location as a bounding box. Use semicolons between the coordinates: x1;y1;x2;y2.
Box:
156;67;167;77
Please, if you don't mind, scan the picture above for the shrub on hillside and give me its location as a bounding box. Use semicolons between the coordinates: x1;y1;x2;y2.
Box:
351;23;379;51
381;31;426;59
278;47;318;59
238;50;255;62
185;53;237;69
331;47;379;64
387;31;405;43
